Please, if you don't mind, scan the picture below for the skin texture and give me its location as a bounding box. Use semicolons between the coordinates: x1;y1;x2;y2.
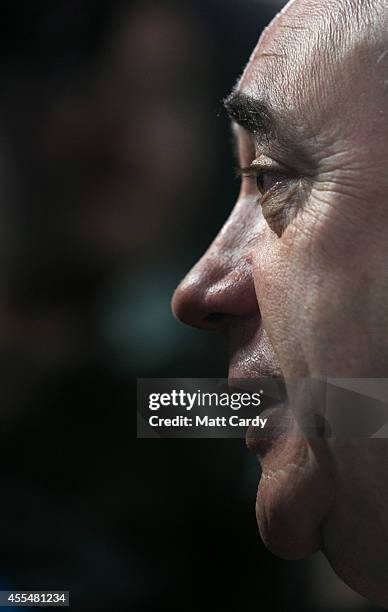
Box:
172;0;388;606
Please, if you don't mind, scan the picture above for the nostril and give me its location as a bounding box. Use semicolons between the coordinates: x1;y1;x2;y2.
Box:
203;312;229;329
205;313;226;323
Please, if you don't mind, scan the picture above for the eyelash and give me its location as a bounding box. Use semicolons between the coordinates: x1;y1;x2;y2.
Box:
236;165;284;199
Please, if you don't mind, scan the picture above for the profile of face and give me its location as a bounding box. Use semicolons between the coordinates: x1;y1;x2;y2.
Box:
172;0;388;606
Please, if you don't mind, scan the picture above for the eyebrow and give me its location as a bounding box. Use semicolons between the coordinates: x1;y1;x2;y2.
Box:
223;90;274;139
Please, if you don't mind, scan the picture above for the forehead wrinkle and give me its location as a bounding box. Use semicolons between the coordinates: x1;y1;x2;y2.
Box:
240;0;387;147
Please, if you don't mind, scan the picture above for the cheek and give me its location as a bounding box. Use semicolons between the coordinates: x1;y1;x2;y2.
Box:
251;225;314;376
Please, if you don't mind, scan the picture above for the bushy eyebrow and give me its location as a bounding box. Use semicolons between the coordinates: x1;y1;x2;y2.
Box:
223;90;274;139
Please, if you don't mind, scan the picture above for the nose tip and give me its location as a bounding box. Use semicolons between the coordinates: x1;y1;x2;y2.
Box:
172;266;259;331
172;278;229;330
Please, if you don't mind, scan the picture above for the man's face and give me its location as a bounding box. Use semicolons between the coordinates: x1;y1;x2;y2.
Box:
173;0;388;606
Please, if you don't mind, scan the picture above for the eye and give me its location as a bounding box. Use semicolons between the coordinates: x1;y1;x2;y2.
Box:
255;172;282;196
237;155;288;200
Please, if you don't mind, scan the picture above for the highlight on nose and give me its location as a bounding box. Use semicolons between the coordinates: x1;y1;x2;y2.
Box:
172;266;259;331
172;278;229;330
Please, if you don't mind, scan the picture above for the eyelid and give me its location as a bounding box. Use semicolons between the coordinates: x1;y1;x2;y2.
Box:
235;152;293;202
236;154;296;182
250;154;290;174
236;154;290;177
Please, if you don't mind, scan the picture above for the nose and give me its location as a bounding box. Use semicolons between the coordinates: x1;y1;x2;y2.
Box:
172;210;259;331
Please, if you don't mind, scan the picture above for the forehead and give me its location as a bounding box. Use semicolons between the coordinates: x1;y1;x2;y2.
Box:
238;0;385;138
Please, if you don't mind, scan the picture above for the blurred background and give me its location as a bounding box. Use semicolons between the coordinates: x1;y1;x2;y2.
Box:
0;1;382;610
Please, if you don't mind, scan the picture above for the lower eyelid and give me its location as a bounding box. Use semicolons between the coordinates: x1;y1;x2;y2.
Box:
259;181;304;236
258;175;287;199
259;177;302;205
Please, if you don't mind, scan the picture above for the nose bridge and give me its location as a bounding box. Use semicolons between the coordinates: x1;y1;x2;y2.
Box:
172;209;259;329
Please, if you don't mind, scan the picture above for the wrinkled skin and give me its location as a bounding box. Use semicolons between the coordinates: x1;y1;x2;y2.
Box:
172;0;388;607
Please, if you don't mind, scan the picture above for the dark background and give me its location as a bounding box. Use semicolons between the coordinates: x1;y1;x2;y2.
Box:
0;1;380;610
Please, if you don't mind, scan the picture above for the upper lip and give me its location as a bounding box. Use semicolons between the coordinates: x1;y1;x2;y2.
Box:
228;318;283;380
